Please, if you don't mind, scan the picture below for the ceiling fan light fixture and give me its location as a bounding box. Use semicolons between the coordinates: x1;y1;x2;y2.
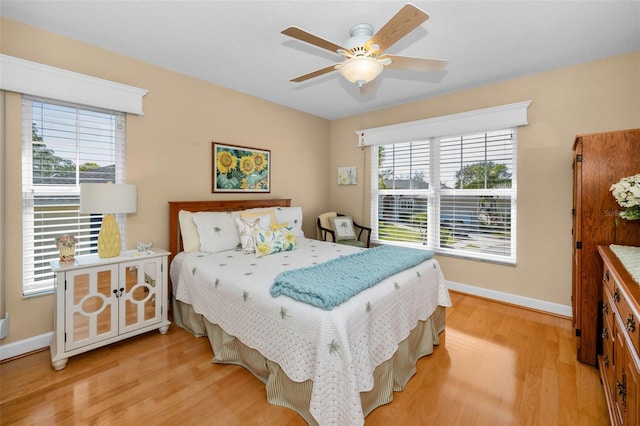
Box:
338;56;384;87
282;4;445;87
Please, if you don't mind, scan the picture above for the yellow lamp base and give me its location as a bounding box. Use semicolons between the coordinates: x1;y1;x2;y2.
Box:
97;214;122;258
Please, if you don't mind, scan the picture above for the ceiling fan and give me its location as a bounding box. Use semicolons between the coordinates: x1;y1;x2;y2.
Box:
281;3;448;88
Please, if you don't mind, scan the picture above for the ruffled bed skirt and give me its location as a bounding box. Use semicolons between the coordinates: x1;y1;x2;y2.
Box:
173;298;446;425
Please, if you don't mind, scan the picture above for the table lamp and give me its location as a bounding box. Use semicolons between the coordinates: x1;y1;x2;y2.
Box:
80;183;137;258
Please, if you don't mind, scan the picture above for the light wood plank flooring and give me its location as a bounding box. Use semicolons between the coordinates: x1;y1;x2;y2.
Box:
1;292;609;425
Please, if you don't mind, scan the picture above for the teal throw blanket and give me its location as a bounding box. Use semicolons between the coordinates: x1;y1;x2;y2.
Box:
271;245;434;310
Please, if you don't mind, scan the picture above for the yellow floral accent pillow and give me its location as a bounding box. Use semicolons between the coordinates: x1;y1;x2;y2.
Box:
271;222;290;230
253;226;297;257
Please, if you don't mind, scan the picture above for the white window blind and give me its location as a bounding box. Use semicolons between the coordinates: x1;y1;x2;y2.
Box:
22;98;126;296
372;129;517;264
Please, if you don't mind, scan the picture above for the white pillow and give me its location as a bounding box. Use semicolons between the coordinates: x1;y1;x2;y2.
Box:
192;212;241;253
235;214;271;254
178;210;201;252
274;206;305;238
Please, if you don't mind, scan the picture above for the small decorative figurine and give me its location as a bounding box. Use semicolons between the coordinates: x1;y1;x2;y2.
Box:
56;234;77;264
136;241;153;252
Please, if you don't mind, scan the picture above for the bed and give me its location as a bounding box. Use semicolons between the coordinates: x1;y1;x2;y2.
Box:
168;199;451;426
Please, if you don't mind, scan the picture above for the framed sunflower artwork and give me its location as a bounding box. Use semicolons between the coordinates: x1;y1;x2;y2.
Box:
212;142;270;193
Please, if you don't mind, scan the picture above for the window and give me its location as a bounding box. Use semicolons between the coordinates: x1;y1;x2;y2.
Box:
22;98;126;296
371;129;517;264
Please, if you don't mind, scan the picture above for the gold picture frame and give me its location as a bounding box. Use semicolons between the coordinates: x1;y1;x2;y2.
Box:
212;142;271;193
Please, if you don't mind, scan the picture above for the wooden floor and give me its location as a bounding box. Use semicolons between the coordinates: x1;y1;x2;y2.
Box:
1;292;609;425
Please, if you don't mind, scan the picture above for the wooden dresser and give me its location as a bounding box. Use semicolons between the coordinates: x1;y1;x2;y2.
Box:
572;129;640;365
599;245;640;426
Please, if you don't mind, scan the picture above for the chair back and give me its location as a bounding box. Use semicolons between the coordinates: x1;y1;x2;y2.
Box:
316;212;337;240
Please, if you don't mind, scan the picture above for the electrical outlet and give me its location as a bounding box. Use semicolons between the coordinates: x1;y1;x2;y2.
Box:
0;313;9;339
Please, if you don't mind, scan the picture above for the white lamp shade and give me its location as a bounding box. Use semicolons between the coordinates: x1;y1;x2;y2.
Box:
338;56;384;86
80;183;137;214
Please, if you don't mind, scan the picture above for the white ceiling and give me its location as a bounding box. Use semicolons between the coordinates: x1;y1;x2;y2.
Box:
1;1;639;120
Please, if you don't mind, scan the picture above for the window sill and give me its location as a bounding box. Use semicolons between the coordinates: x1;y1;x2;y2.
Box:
23;287;54;299
372;240;516;266
434;249;516;267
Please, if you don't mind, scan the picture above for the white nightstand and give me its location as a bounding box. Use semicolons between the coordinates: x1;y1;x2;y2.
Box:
50;249;171;370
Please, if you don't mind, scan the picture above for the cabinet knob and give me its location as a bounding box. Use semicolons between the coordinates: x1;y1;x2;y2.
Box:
603;354;609;368
614;288;620;303
603;270;609;282
601;327;609;340
602;302;609;315
626;314;636;333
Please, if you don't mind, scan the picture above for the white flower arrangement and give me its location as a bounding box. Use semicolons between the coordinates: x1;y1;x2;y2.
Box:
610;173;640;220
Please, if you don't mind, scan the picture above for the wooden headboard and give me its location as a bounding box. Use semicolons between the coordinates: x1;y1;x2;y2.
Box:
168;198;291;265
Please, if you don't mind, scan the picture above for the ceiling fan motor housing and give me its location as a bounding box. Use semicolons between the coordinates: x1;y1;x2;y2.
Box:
345;23;375;53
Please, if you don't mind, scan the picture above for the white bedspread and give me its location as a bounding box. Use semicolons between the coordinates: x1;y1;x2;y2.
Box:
171;238;451;425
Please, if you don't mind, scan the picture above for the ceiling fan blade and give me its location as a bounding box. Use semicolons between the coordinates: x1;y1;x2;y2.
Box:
366;4;429;54
382;55;448;72
282;26;346;54
290;64;339;83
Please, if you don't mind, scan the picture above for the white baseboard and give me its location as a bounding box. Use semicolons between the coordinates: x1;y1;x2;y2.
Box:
0;331;52;361
446;280;573;318
0;283;571;361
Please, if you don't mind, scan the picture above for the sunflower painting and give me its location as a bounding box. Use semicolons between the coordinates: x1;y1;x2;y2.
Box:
212;143;270;192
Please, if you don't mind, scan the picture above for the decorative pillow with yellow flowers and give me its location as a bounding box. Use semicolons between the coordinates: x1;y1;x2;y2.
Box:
253;226;297;257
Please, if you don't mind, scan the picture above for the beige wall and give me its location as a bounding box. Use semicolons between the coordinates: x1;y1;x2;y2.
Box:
329;51;640;306
0;18;330;344
1;16;639;348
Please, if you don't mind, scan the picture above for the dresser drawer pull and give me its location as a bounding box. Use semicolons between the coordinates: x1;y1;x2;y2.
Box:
603;270;609;282
617;380;626;397
602;301;609;315
614;288;620;303
601;327;609;339
603;354;609;368
617;378;628;410
626;314;636;332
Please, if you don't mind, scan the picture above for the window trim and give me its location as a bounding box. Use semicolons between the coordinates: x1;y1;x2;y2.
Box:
1;54;147;115
356;100;531;147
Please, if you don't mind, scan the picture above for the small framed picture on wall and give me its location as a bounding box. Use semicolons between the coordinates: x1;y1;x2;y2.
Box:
338;166;357;185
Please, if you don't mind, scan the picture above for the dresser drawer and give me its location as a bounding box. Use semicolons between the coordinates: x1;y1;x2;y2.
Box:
612;281;640;357
603;285;615;341
603;264;616;302
601;286;616;394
